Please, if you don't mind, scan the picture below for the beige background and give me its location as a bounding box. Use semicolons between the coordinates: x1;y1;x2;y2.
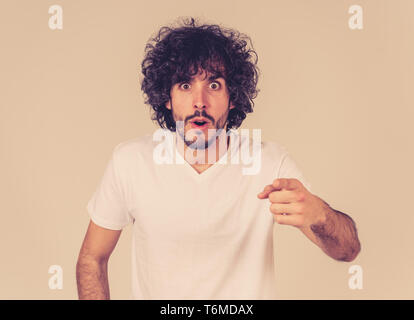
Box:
1;0;413;299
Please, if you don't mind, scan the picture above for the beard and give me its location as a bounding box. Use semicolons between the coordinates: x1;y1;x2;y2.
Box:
172;104;230;150
181;127;226;150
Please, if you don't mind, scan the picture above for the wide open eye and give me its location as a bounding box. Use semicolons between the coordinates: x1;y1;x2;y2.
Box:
209;81;221;90
180;83;191;90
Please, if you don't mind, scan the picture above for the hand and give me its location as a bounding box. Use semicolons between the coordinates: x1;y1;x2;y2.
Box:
257;178;328;229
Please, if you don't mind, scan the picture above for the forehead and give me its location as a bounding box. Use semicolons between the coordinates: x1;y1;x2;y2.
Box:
172;60;227;84
189;69;225;81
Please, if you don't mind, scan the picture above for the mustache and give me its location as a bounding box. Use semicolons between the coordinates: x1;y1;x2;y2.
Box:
185;110;215;124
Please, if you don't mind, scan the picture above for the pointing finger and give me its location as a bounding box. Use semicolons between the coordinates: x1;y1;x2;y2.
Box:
273;178;302;191
257;184;276;199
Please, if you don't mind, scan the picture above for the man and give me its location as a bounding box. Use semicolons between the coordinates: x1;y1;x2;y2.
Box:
76;18;361;300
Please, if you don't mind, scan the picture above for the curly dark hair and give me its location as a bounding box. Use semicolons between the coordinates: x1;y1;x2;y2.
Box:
140;17;259;132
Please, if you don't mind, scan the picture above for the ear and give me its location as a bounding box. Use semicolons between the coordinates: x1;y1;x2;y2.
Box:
165;100;171;110
229;101;235;110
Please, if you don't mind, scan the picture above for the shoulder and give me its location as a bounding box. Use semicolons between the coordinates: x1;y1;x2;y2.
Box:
111;133;156;163
115;133;155;152
229;129;288;156
260;139;289;162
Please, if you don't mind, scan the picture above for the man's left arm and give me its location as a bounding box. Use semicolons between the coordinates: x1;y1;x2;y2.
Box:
258;178;361;262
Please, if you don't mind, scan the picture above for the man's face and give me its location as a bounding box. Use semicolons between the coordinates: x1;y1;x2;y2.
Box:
166;69;235;149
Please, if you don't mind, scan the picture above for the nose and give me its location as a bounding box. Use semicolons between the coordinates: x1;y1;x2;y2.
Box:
192;85;207;110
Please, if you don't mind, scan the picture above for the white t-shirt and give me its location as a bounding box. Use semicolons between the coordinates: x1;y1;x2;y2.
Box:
86;129;311;299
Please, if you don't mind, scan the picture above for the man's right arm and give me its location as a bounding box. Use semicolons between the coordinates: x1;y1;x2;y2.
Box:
76;219;122;300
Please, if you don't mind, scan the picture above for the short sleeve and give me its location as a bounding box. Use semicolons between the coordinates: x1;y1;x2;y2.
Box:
277;152;312;193
86;145;132;230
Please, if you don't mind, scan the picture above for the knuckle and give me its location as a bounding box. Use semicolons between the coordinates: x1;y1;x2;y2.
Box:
297;192;305;201
296;204;305;214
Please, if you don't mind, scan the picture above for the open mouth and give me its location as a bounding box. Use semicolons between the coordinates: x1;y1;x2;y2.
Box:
191;118;209;129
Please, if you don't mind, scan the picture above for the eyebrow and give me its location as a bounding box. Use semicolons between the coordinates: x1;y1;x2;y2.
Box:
207;75;224;81
183;75;224;83
173;73;225;85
